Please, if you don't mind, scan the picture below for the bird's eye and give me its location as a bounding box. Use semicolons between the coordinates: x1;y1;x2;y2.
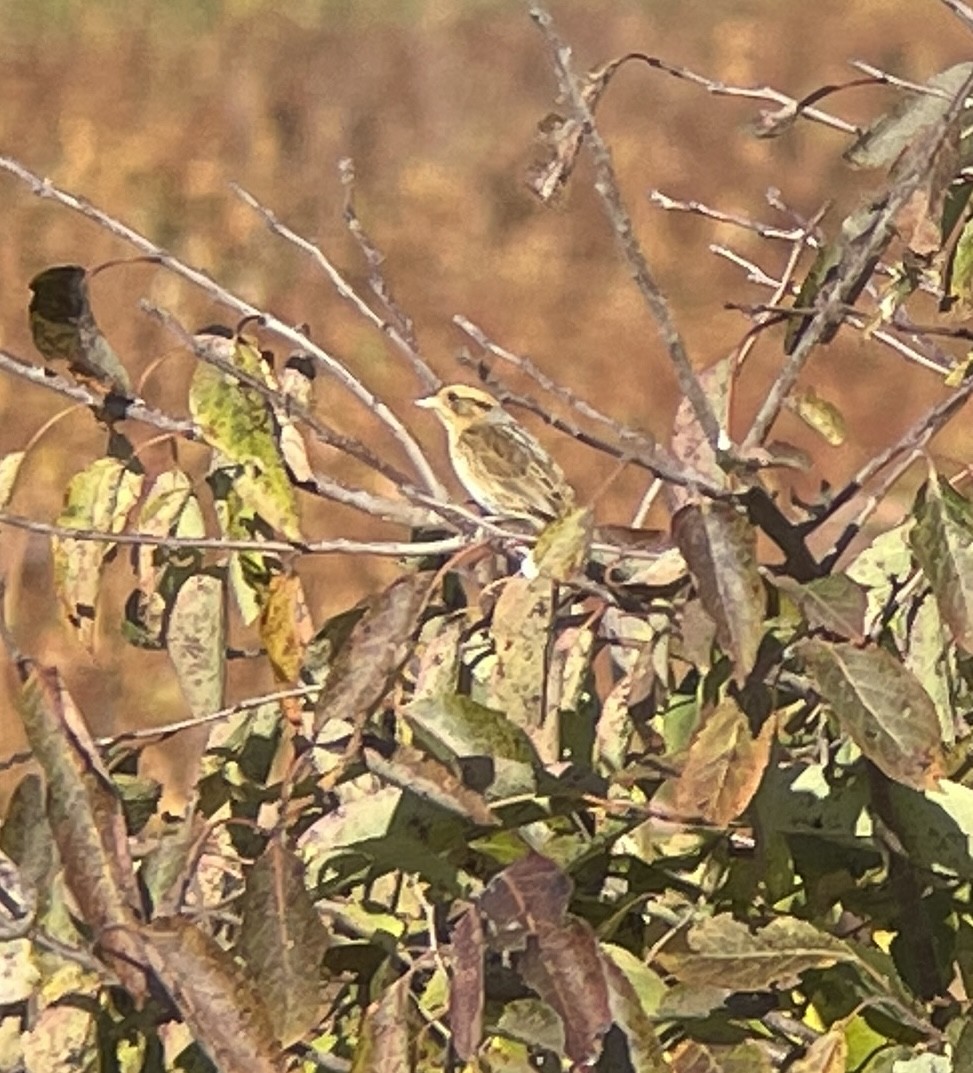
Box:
445;390;460;407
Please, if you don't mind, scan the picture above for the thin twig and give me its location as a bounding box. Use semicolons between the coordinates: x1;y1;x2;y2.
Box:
849;60;950;97
806;376;973;538
0;154;444;496
610;52;858;135
451;344;725;494
102;685;322;749
340;158;435;388
650;190;823;246
143;301;418;489
0;509;464;557
528;4;724;453
232;179;439;394
820;448;924;571
941;0;973;32
453;315;651;441
741;66;973;449
0;349;195;437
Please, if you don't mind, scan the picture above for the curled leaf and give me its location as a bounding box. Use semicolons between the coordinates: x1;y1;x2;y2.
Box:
28;264;131;392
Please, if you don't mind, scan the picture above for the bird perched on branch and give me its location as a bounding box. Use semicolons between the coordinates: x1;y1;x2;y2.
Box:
416;383;575;524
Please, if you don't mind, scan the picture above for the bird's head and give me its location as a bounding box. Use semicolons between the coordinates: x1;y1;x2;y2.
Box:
415;383;501;434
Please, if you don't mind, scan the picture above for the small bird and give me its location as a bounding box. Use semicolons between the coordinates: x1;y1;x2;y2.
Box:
416;383;575;523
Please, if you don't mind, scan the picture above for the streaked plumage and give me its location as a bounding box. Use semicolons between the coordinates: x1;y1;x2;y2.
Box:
416;384;574;523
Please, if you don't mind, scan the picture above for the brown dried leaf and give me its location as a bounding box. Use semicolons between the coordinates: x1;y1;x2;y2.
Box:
671;1039;725;1073
671;501;764;684
351;971;411;1073
479;852;572;951
525;55;632;203
670;358;732;500
892;116;960;255
449;907;485;1062
789;1027;848;1073
140;915;285;1073
260;572;312;684
14;662;147;998
521;917;613;1068
673;699;776;826
0;451;25;510
237;840;330;1047
314;572;435;731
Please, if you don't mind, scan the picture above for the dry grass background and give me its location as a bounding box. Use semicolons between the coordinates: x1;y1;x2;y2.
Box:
0;0;968;794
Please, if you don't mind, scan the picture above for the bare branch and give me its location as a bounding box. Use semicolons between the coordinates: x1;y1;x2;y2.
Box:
0;509;464;558
528;3;724;453
0;349;194;437
450;331;727;494
741;66;973;449
232;178;439;394
939;0;973;33
615;51;858;136
650;189;824;246
0;154;444;496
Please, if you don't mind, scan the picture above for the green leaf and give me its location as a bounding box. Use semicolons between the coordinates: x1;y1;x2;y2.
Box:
948;213;973;311
168;572;225;719
489;576;555;758
911;473;973;654
52;457;143;650
785;386;846;446
658;914;858;990
126;469;205;648
404;693;539;799
774;574;868;642
795;638;945;790
528;506;593;582
189;330;300;541
601;948;668;1072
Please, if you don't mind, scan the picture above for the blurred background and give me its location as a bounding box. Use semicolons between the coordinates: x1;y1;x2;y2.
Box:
0;0;969;792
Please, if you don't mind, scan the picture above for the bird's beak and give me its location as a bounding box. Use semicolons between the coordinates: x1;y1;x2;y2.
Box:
415;395;437;410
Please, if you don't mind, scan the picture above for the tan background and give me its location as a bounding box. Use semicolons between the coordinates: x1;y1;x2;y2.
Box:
0;0;968;789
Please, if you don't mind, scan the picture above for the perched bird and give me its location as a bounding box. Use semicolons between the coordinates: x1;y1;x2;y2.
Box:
416;383;575;523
